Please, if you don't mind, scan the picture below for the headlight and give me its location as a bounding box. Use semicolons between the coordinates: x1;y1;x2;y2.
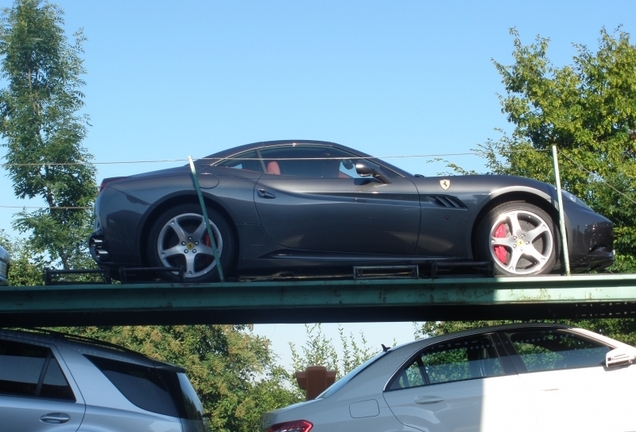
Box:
561;190;591;210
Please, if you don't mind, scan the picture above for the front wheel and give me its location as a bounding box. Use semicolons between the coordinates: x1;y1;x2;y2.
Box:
476;202;558;276
146;203;235;282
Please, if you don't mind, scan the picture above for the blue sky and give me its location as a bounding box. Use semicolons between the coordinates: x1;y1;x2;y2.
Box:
1;0;635;367
4;1;635;209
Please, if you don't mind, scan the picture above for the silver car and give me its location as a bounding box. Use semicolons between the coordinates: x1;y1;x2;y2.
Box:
0;244;8;285
262;323;636;432
0;328;208;432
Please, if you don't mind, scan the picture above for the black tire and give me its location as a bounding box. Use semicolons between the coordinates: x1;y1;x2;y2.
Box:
476;202;557;276
146;203;235;282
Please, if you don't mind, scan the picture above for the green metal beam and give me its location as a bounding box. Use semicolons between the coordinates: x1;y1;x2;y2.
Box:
1;274;635;327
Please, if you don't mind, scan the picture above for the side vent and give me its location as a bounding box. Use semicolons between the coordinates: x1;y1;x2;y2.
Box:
425;195;467;209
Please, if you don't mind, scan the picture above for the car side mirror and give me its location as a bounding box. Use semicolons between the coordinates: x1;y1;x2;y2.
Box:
605;347;636;368
355;161;391;184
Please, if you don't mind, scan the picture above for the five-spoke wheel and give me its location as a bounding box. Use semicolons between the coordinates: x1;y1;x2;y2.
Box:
146;203;235;282
476;202;557;276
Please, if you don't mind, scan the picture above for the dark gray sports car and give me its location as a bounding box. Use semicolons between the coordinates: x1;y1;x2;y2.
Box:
89;140;613;282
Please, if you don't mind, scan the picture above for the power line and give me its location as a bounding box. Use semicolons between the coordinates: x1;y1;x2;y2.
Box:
0;148;633;210
0;205;91;210
558;152;636;207
0;151;486;168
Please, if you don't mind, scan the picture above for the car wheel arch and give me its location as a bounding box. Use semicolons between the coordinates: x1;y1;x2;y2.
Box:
470;191;562;265
139;193;238;268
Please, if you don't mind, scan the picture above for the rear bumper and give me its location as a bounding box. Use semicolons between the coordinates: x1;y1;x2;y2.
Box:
89;187;150;270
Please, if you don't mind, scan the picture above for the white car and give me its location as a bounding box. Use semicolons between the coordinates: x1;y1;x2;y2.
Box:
0;244;9;285
261;323;636;432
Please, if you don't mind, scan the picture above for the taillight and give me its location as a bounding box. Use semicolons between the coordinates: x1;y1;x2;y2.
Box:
99;176;128;193
266;420;313;432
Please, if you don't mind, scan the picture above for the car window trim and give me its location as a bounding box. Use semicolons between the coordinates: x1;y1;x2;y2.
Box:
385;332;520;392
497;328;613;374
216;143;408;179
0;338;78;402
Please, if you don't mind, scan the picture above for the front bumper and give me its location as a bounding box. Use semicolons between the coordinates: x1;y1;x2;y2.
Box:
564;201;614;271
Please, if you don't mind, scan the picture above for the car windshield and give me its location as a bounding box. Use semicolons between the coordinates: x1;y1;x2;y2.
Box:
316;349;389;398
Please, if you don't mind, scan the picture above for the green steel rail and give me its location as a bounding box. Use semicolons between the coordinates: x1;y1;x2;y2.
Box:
1;274;635;327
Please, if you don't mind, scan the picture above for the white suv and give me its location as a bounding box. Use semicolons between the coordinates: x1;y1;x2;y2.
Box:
0;328;208;432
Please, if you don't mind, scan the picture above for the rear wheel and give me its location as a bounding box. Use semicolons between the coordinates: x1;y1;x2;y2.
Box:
476;202;557;276
146;203;235;282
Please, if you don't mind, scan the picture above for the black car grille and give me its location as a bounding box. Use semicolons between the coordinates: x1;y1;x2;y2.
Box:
425;195;467;209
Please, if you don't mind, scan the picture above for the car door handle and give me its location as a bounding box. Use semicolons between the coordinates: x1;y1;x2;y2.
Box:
414;395;445;405
258;189;276;199
40;412;71;424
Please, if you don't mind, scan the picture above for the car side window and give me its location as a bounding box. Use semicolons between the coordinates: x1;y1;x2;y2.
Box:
259;146;374;178
0;339;75;401
388;359;427;390
387;335;504;390
86;355;181;418
216;150;263;172
505;329;610;372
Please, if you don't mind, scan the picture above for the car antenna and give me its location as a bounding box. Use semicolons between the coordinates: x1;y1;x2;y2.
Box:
381;344;390;352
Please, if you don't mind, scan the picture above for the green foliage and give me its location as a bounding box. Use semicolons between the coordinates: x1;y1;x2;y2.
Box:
290;324;379;381
0;229;44;285
478;27;636;269
56;325;301;432
420;319;636;347
569;318;636;346
419;320;514;337
426;26;636;374
0;0;96;270
424;345;472;383
0;228;98;285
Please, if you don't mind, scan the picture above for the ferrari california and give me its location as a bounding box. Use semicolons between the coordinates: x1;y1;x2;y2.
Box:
89;140;613;282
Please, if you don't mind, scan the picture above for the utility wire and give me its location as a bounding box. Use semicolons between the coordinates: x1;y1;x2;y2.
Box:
0;153;482;168
558;152;636;207
0;148;634;210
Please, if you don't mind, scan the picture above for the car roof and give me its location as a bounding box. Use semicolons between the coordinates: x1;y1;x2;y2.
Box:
203;139;365;159
0;327;184;371
391;323;580;350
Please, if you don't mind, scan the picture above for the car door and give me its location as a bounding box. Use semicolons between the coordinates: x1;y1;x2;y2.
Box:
502;328;636;432
254;145;421;255
382;333;537;432
0;339;85;432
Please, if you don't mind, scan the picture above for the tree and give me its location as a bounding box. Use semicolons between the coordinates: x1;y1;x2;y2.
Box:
419;319;636;347
0;0;96;270
290;324;380;380
57;324;384;431
429;27;636;344
0;229;44;285
479;27;636;271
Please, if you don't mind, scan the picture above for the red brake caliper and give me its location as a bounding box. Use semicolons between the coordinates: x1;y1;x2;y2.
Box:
202;232;214;265
494;223;507;264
